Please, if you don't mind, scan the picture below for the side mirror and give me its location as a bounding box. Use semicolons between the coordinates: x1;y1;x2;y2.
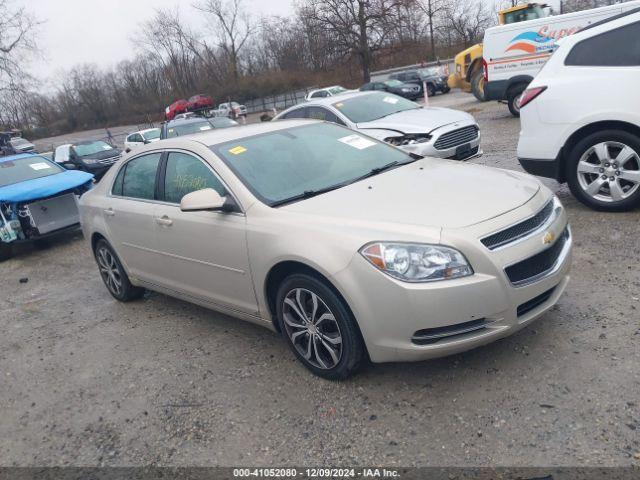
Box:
180;188;227;212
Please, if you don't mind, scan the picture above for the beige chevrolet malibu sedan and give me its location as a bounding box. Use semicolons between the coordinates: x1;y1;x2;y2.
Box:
79;120;572;379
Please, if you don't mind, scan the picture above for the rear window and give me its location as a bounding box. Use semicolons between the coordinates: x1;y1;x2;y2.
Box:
565;21;640;67
0;157;64;187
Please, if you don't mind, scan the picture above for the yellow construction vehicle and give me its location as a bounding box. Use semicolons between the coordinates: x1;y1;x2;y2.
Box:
448;3;550;101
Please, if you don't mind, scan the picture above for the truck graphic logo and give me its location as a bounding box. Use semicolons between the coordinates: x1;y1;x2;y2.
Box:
505;25;582;54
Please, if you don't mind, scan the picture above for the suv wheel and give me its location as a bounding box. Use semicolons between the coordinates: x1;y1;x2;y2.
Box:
471;71;486;102
566;130;640;211
94;239;145;301
507;83;527;117
276;274;365;380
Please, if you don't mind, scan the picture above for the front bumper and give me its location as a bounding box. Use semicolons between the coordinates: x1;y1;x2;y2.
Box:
399;123;482;161
331;193;571;363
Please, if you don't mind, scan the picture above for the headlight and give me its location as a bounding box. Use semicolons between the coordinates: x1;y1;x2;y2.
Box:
360;242;473;282
384;134;431;146
401;88;410;92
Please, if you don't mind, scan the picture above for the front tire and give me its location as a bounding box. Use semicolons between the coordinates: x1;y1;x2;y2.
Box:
276;274;365;380
94;239;145;301
566;130;640;211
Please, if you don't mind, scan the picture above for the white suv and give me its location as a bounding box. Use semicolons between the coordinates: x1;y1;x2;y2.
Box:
517;8;640;211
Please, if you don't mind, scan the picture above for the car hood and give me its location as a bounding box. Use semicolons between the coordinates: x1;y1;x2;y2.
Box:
0;170;94;204
281;159;540;229
357;107;474;135
80;148;121;160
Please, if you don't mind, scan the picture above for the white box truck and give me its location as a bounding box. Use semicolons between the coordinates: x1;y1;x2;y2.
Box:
482;1;640;116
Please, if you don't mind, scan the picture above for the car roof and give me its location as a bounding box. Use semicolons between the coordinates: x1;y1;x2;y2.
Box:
166;117;212;126
0;152;46;164
298;90;374;107
177;119;322;147
75;139;109;145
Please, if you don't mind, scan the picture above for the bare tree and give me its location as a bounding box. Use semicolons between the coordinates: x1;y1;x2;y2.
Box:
0;0;39;87
416;0;447;60
194;0;254;81
442;0;494;48
298;0;405;83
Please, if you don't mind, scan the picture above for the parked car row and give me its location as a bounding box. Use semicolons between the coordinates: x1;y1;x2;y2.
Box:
165;95;248;121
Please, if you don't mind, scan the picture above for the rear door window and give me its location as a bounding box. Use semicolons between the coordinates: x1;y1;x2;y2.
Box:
306;107;346;126
120;153;162;200
163;152;226;204
565;21;640;66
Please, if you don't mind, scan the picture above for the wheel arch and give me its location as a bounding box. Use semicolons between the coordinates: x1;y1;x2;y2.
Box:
506;75;533;94
559;120;640;183
264;260;355;334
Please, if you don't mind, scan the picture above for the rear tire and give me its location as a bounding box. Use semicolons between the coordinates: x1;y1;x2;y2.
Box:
470;71;486;102
0;242;13;262
94;239;145;301
507;83;527;117
276;273;365;380
566;129;640;212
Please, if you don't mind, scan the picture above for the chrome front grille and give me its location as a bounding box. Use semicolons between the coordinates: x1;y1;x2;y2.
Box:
505;227;570;287
434;126;478;150
99;155;121;165
481;199;556;250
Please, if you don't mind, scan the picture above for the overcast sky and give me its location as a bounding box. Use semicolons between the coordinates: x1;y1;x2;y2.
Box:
28;0;563;84
29;0;293;83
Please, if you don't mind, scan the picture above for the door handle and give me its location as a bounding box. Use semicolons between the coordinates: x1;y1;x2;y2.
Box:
103;208;115;217
155;215;173;226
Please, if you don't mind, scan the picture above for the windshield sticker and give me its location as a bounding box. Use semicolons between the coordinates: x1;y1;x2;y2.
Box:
229;146;247;155
339;134;376;150
199;125;212;131
335;103;344;108
383;96;399;104
29;162;53;171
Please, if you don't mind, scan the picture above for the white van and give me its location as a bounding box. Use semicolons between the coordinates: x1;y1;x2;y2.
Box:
483;1;640;116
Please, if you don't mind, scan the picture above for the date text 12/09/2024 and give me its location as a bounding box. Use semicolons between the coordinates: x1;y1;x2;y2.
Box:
233;468;400;478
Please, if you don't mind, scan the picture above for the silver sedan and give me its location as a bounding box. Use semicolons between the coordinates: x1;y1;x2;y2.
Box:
276;91;482;161
80;120;570;379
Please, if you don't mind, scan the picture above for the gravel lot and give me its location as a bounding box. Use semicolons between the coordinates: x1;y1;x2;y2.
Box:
1;91;639;468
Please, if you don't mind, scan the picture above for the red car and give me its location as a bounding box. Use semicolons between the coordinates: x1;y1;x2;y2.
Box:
187;94;214;112
164;99;189;121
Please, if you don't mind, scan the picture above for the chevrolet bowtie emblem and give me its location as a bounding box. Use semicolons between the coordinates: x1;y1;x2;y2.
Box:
543;231;555;245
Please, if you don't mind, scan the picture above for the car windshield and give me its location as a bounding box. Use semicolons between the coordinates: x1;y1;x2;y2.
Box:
210;117;239;128
212;123;412;206
75;141;114;157
0;156;64;187
142;129;160;141
333;92;419;123
328;86;348;95
384;80;404;87
418;68;438;77
10;138;29;146
166;120;214;138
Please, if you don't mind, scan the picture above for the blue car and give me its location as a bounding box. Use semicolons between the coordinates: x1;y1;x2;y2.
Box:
0;153;94;261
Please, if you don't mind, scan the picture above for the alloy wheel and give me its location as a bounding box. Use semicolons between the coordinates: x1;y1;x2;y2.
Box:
96;246;123;296
282;288;343;370
577;141;640;203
